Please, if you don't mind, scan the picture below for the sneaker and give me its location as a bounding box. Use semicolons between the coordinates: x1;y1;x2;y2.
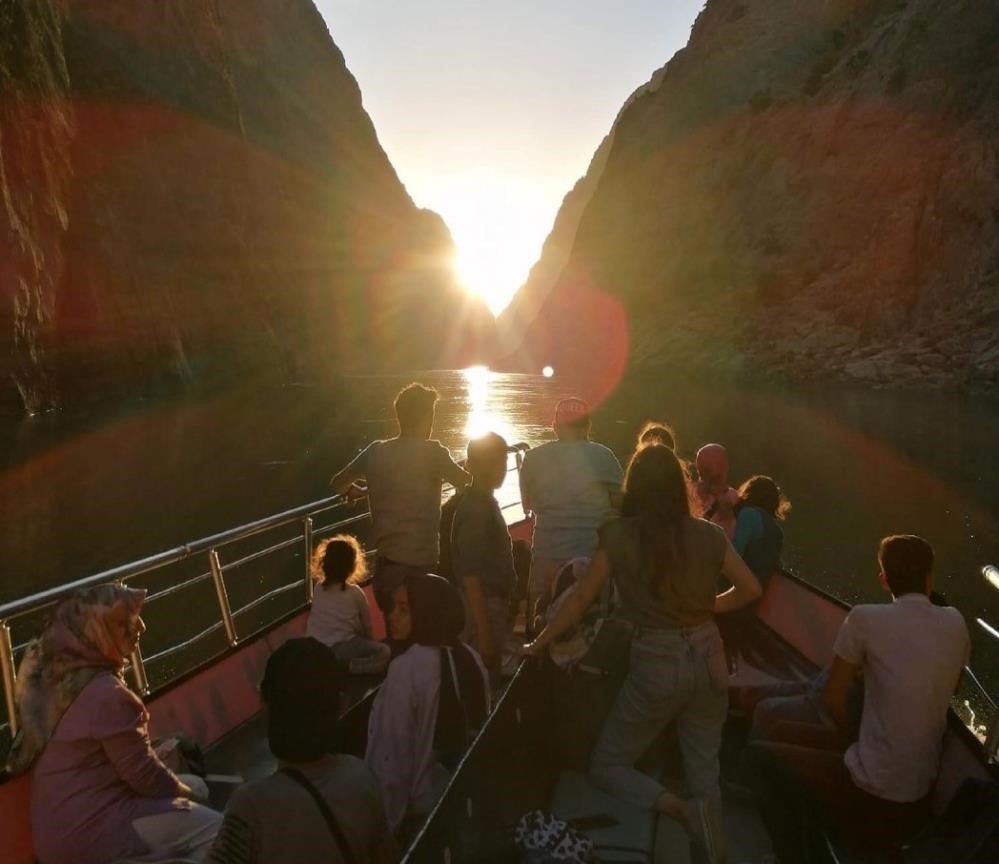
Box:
686;797;727;864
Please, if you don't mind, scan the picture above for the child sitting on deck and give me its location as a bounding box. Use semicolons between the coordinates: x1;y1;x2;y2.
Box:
450;432;517;682
693;443;739;538
307;536;390;676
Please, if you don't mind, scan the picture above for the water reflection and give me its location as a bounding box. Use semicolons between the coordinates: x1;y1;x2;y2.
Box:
461;366;517;443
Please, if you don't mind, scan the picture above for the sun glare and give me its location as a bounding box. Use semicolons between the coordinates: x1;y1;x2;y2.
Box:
423;173;556;316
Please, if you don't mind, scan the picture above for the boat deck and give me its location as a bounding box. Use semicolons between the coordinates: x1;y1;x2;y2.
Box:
200;626;807;862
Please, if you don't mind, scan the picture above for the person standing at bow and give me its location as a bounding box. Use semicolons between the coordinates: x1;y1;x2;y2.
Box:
519;397;623;622
330;383;470;614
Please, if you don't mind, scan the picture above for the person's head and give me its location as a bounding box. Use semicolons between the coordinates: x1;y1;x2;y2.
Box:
261;638;343;762
50;584;147;667
553;397;591;441
466;432;508;490
737;475;791;520
394;383;439;438
310;535;367;591
637;421;677;453
878;534;934;597
388;573;465;646
622;444;692;589
695;443;730;490
623;444;692;522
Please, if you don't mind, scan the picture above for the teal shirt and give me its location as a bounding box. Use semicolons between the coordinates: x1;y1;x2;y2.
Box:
732;506;783;585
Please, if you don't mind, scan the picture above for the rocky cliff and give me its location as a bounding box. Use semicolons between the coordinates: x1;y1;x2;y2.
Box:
500;0;999;392
1;0;493;415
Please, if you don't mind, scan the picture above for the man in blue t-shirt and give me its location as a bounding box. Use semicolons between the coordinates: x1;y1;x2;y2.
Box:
519;398;623;623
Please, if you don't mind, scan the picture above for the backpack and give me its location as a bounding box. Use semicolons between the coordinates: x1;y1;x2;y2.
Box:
545;559;631;678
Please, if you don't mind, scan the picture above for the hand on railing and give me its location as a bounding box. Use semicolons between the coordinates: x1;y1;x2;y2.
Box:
345;482;368;503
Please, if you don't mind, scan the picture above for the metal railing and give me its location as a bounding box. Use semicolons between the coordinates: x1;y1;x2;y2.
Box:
0;445;532;740
0;493;362;738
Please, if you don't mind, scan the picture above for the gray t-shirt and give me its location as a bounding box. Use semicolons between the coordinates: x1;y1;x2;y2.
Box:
347;437;468;567
451;485;516;598
207;754;397;864
600;516;727;629
519;440;623;560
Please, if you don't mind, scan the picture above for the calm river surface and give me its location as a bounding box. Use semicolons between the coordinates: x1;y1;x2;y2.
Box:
2;368;998;697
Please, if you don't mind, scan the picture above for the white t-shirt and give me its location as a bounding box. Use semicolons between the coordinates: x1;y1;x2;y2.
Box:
519;440;623;560
346;438;468;567
307;583;371;647
833;593;970;802
365;644;489;833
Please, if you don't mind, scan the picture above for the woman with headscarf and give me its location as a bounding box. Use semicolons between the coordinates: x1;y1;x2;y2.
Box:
5;584;221;864
365;573;489;839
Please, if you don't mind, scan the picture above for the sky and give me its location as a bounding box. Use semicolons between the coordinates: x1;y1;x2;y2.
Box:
316;1;705;314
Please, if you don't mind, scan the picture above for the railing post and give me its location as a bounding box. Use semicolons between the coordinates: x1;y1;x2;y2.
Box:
304;517;314;603
130;646;150;696
0;622;18;738
209;549;238;646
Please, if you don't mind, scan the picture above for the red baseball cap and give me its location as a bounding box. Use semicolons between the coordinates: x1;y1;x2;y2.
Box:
554;397;590;432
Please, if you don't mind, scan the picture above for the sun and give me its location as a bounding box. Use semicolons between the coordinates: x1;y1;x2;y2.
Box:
424;172;555;316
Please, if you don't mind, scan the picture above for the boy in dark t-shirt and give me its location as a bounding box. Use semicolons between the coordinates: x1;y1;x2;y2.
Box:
451;432;516;680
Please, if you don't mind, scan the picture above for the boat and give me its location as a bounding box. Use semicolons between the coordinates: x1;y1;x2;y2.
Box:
1;445;996;863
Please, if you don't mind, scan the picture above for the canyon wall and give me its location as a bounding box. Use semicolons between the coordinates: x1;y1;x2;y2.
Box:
1;0;492;415
501;0;999;392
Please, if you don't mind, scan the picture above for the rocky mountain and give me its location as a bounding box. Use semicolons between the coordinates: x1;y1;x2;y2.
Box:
1;0;493;415
499;0;999;392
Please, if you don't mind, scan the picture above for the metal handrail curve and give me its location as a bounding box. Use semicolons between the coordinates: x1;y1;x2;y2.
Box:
0;494;348;623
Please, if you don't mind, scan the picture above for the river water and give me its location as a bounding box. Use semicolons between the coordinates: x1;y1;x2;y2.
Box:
2;368;998;701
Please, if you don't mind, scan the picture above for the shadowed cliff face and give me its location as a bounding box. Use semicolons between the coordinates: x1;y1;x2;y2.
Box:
1;0;493;415
502;0;999;392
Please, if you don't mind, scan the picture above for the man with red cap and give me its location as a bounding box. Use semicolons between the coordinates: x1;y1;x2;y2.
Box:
519;397;623;622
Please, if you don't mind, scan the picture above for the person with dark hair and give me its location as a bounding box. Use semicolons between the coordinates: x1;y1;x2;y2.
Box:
525;445;762;864
207;638;397;864
330;383;470;613
450;432;517;680
746;534;970;862
8;585;221;864
519;397;624;616
636;420;677;452
717;475;791;668
365;574;489;839
307;535;389;676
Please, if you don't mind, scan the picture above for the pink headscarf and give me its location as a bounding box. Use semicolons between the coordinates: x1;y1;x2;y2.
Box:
5;584;146;776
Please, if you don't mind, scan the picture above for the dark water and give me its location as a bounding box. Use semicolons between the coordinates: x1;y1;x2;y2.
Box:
2;368;998;703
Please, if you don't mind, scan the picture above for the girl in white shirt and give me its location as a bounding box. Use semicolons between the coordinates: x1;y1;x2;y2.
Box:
365;573;489;839
307;536;390;676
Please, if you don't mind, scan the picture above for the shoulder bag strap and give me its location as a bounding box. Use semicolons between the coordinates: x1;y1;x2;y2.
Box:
280;766;356;864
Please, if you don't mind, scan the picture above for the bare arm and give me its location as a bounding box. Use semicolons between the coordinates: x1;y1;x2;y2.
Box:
330;449;367;493
463;576;495;661
526;550;611;653
714;541;763;614
822;654;860;733
356;586;374;639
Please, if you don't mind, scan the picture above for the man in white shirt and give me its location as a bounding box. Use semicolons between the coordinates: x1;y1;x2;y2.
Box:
331;383;469;612
747;534;970;862
519;397;623;622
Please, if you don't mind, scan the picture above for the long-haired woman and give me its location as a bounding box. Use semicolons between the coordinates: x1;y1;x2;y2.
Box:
525;445;761;864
